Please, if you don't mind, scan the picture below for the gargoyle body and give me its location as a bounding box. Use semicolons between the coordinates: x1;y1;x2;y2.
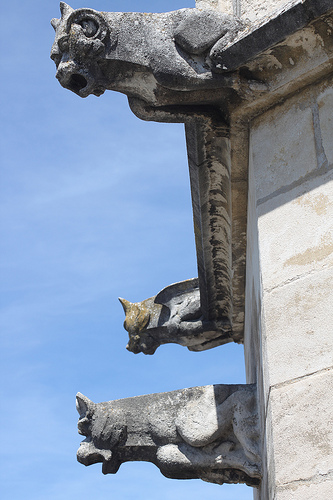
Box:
76;384;261;487
51;3;247;115
119;279;232;354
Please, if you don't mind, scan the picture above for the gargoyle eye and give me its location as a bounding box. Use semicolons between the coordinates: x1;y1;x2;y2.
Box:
79;18;98;37
58;35;69;52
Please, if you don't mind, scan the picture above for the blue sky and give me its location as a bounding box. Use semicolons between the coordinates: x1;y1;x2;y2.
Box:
0;1;252;498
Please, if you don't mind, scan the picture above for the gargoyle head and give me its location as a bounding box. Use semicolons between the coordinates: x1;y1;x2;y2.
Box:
119;297;160;355
76;393;127;474
51;3;112;97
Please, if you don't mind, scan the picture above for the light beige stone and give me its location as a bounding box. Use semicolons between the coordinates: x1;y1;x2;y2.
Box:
241;0;300;22
257;172;333;291
275;478;333;500
262;267;333;387
318;84;333;167
196;0;301;20
196;0;233;14
268;369;333;486
250;94;317;203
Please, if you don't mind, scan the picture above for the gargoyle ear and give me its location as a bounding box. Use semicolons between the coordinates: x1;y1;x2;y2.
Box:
60;2;74;18
119;297;132;315
51;18;60;31
76;392;95;418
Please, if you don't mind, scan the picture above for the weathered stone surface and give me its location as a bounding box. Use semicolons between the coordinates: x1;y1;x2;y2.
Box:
48;1;333;497
241;0;300;23
209;0;333;73
250;92;317;203
196;0;234;15
174;9;241;55
275;477;333;500
76;384;261;486
119;278;233;354
257;173;333;291
232;11;333;125
318;84;333;167
262;267;333;387
245;52;333;500
268;369;333;486
51;1;333;119
51;3;247;107
51;2;333;353
185;122;234;324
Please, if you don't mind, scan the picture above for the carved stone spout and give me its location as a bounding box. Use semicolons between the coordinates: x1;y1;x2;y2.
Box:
119;278;232;354
76;384;261;487
51;3;248;115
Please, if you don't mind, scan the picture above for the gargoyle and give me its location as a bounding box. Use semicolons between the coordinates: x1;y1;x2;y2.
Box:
119;278;232;354
51;3;248;114
76;384;261;487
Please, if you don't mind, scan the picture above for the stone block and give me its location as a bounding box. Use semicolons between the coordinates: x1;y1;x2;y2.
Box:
267;369;333;486
250;93;317;203
275;478;333;500
262;267;333;387
318;83;333;168
257;172;333;290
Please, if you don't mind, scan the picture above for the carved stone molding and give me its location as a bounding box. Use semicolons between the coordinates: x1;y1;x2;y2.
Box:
76;384;261;487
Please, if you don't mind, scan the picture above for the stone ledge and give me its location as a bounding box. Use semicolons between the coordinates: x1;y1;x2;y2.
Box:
216;0;333;72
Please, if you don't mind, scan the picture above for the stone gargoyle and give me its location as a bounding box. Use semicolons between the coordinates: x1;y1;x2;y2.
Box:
51;3;249;117
119;278;232;354
76;384;261;487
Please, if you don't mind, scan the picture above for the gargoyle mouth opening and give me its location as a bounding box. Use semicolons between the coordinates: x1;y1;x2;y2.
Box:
69;74;88;93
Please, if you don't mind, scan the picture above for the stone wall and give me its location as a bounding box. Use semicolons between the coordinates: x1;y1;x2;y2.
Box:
196;0;301;21
245;76;333;499
195;1;333;497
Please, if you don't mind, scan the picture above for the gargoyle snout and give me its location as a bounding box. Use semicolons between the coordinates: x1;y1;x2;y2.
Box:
68;73;89;94
55;59;106;98
56;61;89;96
77;438;113;467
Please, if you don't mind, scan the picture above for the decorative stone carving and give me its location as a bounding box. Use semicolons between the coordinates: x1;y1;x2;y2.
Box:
119;278;233;354
76;384;261;487
51;1;333;494
50;3;248;108
49;3;263;346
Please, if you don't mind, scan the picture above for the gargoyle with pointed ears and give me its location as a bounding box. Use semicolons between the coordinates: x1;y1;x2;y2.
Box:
119;278;233;354
76;384;261;486
51;3;247;113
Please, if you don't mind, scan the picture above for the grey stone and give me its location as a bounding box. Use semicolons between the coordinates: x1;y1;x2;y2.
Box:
50;2;333;351
210;0;333;72
76;384;261;486
119;278;233;355
50;1;333;126
173;9;243;55
50;3;247;107
50;2;333;495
